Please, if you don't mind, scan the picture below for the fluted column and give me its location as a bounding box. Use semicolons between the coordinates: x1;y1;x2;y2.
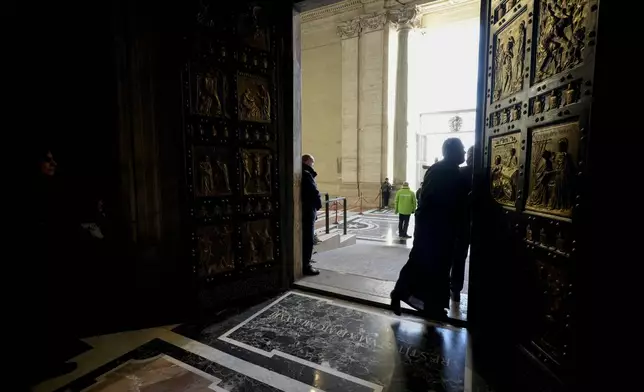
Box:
390;6;420;186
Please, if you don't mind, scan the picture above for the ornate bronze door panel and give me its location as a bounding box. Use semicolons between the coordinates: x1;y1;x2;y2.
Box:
181;1;287;309
472;0;599;383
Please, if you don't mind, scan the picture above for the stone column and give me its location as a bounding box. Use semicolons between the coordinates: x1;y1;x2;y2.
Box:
357;13;387;186
390;6;420;186
338;18;361;186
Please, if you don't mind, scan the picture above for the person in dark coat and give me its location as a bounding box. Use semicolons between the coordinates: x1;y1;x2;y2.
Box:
25;146;80;385
450;146;474;302
381;178;392;209
390;138;468;319
302;154;322;276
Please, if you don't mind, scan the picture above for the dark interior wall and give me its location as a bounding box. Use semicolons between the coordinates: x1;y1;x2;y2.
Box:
13;0;193;335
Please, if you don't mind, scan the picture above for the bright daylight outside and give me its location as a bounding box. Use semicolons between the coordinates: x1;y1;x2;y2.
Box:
297;0;481;322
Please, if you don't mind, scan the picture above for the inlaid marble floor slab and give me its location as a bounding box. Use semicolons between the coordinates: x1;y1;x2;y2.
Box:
37;292;484;392
177;292;469;392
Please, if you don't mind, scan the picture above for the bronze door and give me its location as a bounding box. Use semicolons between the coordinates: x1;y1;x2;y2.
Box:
470;0;600;386
181;1;289;309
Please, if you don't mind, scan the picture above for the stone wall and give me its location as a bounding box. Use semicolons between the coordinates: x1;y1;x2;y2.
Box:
301;0;389;205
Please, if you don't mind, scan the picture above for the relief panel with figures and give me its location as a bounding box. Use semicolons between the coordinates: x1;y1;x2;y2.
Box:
490;133;521;207
238;73;271;123
193;146;233;197
492;9;528;102
242;149;272;195
196;225;235;278
535;259;572;362
534;0;589;84
194;67;229;118
526;121;578;219
238;6;271;52
241;220;275;266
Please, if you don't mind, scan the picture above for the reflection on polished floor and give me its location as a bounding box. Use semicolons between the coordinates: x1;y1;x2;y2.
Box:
37;291;489;392
304;209;469;321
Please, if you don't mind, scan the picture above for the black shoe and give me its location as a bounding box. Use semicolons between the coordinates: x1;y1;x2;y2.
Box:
303;266;320;276
390;292;402;316
451;291;461;303
403;234;411;238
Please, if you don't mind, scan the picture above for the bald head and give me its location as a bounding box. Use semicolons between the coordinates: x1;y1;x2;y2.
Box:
442;138;466;166
302;154;315;167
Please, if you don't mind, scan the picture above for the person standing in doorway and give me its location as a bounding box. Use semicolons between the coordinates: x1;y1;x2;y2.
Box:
394;181;416;238
390;138;468;319
381;178;392;209
451;146;474;302
301;154;322;276
416;182;423;209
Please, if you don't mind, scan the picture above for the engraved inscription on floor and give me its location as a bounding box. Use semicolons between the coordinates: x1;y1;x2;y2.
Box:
219;292;466;392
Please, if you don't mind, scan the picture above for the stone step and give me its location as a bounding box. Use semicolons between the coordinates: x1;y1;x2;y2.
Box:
313;229;356;254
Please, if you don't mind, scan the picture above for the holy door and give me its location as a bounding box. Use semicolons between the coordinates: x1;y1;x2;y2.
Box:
470;0;600;388
181;1;293;309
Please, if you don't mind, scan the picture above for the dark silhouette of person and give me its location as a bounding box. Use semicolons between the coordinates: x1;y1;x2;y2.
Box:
25;146;80;385
301;154;322;276
451;146;474;303
381;178;392;209
390;138;468;319
416;182;423;208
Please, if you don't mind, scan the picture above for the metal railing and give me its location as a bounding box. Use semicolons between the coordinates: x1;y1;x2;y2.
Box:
323;193;347;235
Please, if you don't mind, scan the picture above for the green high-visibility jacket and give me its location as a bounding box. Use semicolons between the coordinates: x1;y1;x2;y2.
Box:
395;186;416;215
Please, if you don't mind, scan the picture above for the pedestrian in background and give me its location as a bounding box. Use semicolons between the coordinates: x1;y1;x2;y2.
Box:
381;178;392;209
394;181;416;238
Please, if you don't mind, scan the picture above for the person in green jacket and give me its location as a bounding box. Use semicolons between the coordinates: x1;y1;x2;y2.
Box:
394;181;416;238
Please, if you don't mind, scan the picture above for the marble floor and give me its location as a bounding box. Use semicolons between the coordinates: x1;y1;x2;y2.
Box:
306;209;470;321
36;291;490;392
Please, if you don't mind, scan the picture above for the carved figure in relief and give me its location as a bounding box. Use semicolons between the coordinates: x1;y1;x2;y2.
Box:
492;112;500;127
239;75;271;123
198;72;223;117
199;156;214;196
253;153;263;190
537;0;587;82
491;155;504;200
548;138;575;211
539;228;548;244
528;150;554;207
502;37;515;94
563;83;576;106
526;224;533;241
500;110;509;124
490;134;521;205
242;89;261;120
242;151;254;193
265;154;272;190
198;234;213;265
527;122;578;217
547;91;559;111
259;227;274;261
534;98;543;114
493;12;528;101
508;147;519;168
510;106;520;121
493;38;504;101
210;227;233;274
260;85;270;120
216;160;231;191
556;232;565;251
513;21;526;91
